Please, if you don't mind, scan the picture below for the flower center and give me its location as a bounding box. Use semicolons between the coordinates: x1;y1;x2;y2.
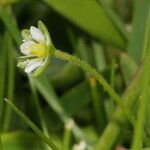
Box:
30;44;49;57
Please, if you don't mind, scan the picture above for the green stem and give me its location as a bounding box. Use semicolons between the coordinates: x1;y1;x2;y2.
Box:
35;76;86;142
131;83;149;149
2;33;15;132
131;61;150;149
89;77;106;133
108;57;116;114
0;135;2;150
94;62;143;150
0;6;21;45
4;98;58;150
62;119;74;150
29;77;51;150
0;32;7;150
53;50;135;125
0;32;7;119
131;6;150;149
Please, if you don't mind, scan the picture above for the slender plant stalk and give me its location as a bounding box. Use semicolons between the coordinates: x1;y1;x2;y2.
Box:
73;37;107;132
0;33;7;116
53;50;135;125
35;76;86;142
2;33;15;132
94;62;143;150
108;57;116;114
4;98;58;150
0;6;21;45
29;77;51;150
131;6;150;149
110;58;116;88
0;32;8;150
0;134;2;150
131;83;149;150
131;59;150;149
62;119;74;150
62;129;71;150
89;77;106;133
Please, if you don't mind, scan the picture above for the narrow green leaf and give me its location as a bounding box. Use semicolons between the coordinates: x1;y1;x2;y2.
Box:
89;77;107;133
131;6;150;149
91;41;107;72
0;34;7;149
0;33;7;118
28;77;51;150
4;99;58;150
2;32;15;132
94;64;143;150
35;75;86;141
62;119;74;150
127;0;150;63
0;6;21;45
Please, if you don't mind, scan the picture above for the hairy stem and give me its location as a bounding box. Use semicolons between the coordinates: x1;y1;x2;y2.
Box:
53;50;135;125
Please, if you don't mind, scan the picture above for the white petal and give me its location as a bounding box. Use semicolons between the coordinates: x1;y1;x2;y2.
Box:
25;59;43;73
20;41;35;55
30;26;45;43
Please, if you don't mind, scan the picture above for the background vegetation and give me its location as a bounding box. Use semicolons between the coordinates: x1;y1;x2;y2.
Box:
0;0;150;149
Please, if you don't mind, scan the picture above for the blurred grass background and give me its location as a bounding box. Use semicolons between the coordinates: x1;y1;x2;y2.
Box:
0;0;150;149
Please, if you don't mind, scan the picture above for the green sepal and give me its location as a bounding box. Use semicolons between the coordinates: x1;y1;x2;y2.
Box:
21;29;32;41
17;59;29;68
31;56;50;77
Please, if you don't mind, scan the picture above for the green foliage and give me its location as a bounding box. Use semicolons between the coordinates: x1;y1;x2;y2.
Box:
44;0;127;48
0;0;150;150
127;0;150;63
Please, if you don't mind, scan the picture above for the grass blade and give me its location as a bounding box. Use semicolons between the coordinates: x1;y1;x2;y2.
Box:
4;98;58;150
131;6;150;149
35;75;86;141
29;77;51;150
94;63;143;150
2;33;15;132
127;0;150;63
0;6;21;45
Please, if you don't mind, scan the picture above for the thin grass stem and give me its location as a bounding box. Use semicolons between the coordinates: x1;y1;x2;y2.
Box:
94;62;143;150
4;98;58;150
62;119;74;150
29;77;51;150
0;134;3;150
2;33;15;132
131;6;150;149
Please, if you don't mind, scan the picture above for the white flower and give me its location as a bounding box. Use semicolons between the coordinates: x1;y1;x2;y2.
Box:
17;21;54;77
